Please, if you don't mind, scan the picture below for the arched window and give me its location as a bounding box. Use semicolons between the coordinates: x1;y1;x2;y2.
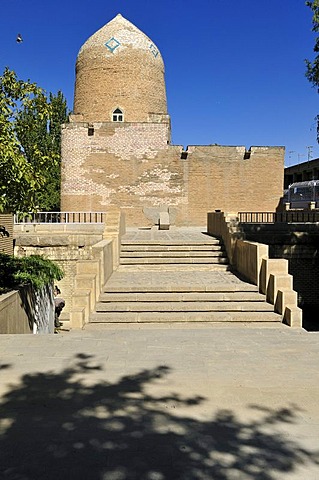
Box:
112;108;124;122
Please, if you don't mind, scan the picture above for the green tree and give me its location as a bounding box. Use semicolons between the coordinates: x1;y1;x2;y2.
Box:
0;68;68;213
306;1;319;141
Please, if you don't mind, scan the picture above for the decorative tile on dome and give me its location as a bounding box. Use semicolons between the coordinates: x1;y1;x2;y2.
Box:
149;43;159;58
105;37;121;53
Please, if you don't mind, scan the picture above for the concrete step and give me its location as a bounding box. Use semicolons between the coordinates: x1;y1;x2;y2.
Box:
120;257;229;265
90;311;282;323
98;292;266;302
95;301;274;313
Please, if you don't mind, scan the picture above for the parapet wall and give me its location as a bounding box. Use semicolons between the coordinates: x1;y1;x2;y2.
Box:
61;121;284;226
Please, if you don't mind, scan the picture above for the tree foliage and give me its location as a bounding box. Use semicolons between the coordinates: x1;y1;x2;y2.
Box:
306;1;319;141
0;68;68;213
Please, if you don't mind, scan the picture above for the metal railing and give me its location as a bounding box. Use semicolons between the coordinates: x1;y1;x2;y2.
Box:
239;212;276;223
239;211;319;224
14;211;106;224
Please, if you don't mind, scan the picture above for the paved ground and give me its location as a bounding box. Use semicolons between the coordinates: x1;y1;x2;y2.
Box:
1;323;319;479
121;226;215;243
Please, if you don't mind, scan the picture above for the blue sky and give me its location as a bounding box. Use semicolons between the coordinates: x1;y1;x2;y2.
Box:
0;0;318;166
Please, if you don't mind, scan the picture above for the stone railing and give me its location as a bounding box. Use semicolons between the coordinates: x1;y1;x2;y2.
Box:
207;211;302;327
69;209;125;328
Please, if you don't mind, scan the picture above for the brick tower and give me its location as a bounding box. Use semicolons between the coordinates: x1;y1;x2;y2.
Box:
73;14;169;124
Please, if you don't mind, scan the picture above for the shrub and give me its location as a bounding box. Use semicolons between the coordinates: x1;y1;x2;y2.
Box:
0;253;64;293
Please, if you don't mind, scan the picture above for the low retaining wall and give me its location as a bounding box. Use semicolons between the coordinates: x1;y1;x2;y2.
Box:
0;285;54;334
0;290;32;334
207;211;302;327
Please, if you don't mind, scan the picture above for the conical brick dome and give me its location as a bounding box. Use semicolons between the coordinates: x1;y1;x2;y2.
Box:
73;14;168;123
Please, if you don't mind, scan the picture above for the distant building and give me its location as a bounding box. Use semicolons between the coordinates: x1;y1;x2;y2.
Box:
61;14;284;226
284;158;319;189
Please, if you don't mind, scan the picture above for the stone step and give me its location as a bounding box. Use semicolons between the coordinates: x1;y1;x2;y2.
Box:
95;301;274;313
120;257;229;265
121;240;221;246
120;251;226;258
121;245;223;252
98;292;266;302
117;263;229;274
116;264;230;271
102;283;259;293
90;311;282;323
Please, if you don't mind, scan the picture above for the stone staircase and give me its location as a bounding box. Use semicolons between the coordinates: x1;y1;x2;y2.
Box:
90;230;282;324
118;237;228;269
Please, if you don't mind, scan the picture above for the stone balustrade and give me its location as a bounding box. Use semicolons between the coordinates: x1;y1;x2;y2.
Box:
207;211;302;327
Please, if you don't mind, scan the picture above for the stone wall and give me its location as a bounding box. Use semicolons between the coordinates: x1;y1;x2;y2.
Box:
14;228;105;322
61;121;284;226
14;211;124;329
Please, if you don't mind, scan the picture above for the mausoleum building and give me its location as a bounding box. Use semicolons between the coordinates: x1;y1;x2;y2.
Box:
61;14;284;226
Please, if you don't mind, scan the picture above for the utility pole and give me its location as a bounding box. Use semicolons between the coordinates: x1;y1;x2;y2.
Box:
307;146;313;162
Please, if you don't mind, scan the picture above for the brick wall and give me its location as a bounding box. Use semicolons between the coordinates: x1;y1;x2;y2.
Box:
187;145;284;225
61;121;284;226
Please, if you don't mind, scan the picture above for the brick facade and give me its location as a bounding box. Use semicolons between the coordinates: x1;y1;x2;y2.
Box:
61;14;284;226
61;120;284;225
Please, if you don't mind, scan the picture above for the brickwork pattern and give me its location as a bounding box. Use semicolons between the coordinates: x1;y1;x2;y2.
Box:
74;14;167;123
61;121;284;226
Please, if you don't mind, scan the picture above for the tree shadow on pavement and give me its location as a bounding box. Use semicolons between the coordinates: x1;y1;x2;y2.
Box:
0;354;318;480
